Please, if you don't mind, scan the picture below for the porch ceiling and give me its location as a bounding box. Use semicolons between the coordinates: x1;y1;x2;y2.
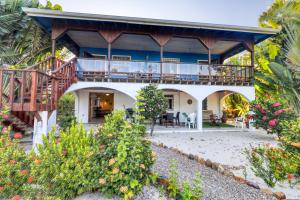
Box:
67;30;241;55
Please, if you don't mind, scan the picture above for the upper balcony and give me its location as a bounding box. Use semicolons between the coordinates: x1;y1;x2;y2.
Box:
76;58;253;85
23;8;277;87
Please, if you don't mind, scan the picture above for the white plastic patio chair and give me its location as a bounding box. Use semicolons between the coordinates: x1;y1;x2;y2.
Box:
235;117;244;128
187;112;197;129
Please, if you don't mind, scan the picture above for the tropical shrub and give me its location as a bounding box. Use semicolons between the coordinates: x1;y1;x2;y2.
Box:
136;84;168;136
95;110;155;199
29;123;100;199
57;93;76;130
251;99;295;136
246;116;300;187
281;118;300;154
246;145;299;187
0;108;31;199
166;160;203;199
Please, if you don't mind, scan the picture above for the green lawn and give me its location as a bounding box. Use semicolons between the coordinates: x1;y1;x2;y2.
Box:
203;122;235;128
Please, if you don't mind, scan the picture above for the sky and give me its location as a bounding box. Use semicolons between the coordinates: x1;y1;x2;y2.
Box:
44;0;274;27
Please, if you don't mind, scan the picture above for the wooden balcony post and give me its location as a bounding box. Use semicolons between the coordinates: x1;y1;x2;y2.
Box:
20;71;26;109
9;71;14;107
251;49;255;81
108;42;111;79
52;39;56;70
30;71;38;111
160;45;163;80
208;48;212;83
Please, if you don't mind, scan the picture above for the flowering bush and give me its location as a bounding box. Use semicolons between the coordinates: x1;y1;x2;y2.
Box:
247;116;300;187
29;123;100;199
95;110;155;199
251;99;295;136
0;107;31;199
246;145;299;187
281;118;300;154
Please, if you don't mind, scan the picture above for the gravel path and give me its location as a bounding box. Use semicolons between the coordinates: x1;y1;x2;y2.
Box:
152;145;276;200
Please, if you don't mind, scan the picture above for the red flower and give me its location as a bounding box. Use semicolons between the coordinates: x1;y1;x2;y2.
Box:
9;160;16;165
11;195;21;200
27;176;34;184
13;133;23;139
268;119;277;127
261;108;266;114
272;102;281;107
0;186;4;191
262;116;268;121
20;169;29;175
287;173;294;180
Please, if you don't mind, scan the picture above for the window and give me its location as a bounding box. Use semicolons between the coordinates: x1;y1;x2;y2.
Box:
91;54;106;59
112;55;131;61
162;58;180;63
197;60;208;64
165;95;174;110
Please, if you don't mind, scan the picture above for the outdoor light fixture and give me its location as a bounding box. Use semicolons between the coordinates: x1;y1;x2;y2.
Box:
106;93;110;96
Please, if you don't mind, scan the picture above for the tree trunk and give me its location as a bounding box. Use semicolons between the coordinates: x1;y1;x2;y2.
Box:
150;119;156;136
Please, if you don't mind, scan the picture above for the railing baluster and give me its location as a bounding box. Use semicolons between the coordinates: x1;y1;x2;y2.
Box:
20;71;26;108
30;71;38;111
0;70;3;107
9;71;14;106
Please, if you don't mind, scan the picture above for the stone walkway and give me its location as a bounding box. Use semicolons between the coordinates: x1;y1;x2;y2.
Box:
152;145;275;200
149;130;300;199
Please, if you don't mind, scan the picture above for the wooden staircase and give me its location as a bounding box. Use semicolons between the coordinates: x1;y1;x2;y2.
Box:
0;57;77;134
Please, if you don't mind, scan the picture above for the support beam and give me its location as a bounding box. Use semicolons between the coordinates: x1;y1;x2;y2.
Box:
98;30;122;44
160;46;163;79
107;43;112;78
51;39;56;70
197;99;203;131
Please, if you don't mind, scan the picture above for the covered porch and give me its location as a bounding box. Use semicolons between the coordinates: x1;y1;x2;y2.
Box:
67;82;255;132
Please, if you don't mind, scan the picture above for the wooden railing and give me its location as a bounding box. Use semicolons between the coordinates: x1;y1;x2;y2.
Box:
76;60;254;85
0;58;76;112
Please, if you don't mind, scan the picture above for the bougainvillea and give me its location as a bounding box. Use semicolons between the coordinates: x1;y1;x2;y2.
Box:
0;107;31;199
251;99;296;137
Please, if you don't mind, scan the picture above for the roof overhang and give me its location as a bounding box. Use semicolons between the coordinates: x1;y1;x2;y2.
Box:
22;7;279;57
23;7;278;35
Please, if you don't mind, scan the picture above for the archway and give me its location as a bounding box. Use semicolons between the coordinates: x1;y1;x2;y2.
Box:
202;90;251;128
69;86;136;124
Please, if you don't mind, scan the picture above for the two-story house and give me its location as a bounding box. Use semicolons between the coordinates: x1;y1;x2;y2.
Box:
0;8;277;143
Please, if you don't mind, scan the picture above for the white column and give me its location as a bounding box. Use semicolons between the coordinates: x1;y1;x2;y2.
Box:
33;110;57;151
197;99;203;131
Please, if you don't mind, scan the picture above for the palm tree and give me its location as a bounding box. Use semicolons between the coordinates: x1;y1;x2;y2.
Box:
0;0;62;67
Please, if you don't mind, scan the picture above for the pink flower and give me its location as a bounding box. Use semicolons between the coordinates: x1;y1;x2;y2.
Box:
3;114;9;120
255;104;261;109
268;119;278;127
274;109;284;116
2;127;7;133
272;102;281;107
261;108;266;114
262;116;268;121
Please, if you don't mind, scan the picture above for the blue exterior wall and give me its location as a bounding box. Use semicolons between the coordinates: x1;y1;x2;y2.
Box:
80;48;220;63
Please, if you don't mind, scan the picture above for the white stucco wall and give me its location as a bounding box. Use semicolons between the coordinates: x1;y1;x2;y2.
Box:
67;81;255;130
74;89;135;123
